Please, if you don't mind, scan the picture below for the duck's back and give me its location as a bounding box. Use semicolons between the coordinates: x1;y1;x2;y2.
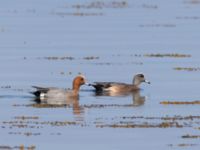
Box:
32;86;75;100
45;88;70;99
92;82;136;92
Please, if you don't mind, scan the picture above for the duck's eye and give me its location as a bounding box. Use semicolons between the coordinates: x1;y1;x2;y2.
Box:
139;74;144;78
80;78;84;81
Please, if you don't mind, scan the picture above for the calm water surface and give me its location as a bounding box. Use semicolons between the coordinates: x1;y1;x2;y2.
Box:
0;0;200;149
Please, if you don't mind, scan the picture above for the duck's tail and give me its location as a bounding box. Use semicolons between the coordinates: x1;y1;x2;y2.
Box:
30;86;49;98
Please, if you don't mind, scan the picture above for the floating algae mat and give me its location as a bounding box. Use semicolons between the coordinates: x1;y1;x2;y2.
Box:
144;53;191;58
182;134;200;139
168;143;198;147
94;115;200;129
52;1;128;17
14;103;145;109
38;56;100;61
0;145;36;150
160;101;200;105
174;67;200;71
96;121;183;128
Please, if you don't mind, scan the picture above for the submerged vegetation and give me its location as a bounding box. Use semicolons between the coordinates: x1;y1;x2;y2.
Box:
174;67;200;71
182;134;200;138
160;101;200;105
37;56;100;61
0;145;36;150
96;121;183;128
144;53;191;58
52;1;128;17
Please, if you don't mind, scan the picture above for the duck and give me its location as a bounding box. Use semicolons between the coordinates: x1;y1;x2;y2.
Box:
88;74;150;93
31;75;88;101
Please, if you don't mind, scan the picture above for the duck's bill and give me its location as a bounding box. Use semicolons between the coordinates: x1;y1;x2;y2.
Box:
84;82;91;86
144;80;151;84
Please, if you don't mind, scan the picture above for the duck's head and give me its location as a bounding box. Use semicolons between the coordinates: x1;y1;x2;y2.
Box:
72;75;88;90
133;74;150;86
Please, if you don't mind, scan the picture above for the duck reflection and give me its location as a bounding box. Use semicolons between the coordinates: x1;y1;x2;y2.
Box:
94;90;146;106
33;96;84;120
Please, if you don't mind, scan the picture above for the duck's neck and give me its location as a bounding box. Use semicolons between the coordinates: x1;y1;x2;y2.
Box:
72;82;80;95
132;78;141;87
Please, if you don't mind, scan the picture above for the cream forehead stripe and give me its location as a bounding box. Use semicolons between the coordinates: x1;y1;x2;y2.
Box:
78;75;86;79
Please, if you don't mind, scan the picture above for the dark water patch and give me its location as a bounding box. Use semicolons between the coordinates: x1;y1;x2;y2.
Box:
174;67;200;71
94;115;200;129
96;121;183;128
59;71;73;76
133;54;142;57
52;12;103;17
139;23;176;28
8;132;41;137
82;104;136;108
184;0;200;4
71;1;128;9
83;56;99;60
144;53;191;58
111;53;192;58
119;115;200;121
182;134;200;138
1;85;33;93
0;95;32;99
52;1;128;17
93;62;143;66
2;120;83;129
160;101;200;105
37;56;100;61
0;85;11;89
39;56;75;61
176;16;200;20
0;27;6;33
12;103;67;108
50;132;62;136
0;145;36;150
2;121;42;129
112;54;143;57
59;71;83;76
141;4;158;9
14;116;39;120
13;103;137;109
168;143;198;147
0;8;36;15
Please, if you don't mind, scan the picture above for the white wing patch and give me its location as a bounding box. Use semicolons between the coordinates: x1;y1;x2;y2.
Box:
40;93;46;100
106;86;118;93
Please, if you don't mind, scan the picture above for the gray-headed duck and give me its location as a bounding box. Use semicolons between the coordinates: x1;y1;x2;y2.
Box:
88;74;150;93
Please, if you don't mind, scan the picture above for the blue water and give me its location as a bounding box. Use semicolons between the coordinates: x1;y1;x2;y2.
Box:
0;0;200;149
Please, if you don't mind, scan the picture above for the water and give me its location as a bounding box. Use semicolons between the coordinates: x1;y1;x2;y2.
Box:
0;0;200;149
